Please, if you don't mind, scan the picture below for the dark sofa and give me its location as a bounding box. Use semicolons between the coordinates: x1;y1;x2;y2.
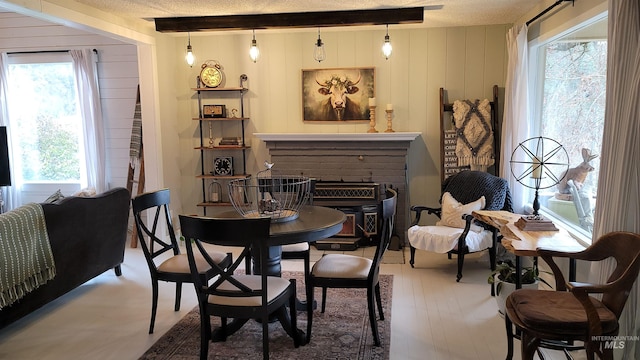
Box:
0;187;130;329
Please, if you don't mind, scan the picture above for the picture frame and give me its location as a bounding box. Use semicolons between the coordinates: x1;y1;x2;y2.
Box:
203;104;226;118
302;67;375;121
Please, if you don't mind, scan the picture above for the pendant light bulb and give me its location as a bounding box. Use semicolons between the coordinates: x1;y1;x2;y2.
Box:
185;33;195;67
382;25;392;60
313;29;326;63
249;30;260;63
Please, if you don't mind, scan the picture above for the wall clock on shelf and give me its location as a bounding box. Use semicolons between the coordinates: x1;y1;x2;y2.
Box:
213;156;234;176
199;60;224;88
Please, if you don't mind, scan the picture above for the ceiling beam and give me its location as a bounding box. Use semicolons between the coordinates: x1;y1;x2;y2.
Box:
154;7;424;33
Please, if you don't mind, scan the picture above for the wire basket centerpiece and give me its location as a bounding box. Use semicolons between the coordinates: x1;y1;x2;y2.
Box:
228;163;312;223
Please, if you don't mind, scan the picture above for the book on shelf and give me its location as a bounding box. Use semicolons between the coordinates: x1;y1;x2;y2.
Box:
218;137;242;146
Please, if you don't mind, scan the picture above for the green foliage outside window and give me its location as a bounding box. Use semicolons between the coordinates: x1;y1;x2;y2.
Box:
9;61;83;182
538;17;607;235
35;116;81;180
542;40;607;194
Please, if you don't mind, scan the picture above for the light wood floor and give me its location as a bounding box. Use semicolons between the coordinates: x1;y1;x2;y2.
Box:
0;244;577;360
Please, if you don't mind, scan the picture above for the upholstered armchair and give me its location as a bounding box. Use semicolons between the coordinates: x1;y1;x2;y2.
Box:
408;170;512;281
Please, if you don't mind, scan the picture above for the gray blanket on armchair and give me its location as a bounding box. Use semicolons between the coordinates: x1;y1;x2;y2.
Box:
0;203;56;309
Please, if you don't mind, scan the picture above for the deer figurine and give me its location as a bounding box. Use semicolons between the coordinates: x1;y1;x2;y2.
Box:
557;148;598;194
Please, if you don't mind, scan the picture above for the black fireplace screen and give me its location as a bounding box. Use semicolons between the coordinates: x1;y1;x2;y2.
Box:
313;182;381;242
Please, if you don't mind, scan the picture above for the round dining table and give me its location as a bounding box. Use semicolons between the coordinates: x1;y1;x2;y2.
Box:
218;205;346;275
212;205;346;344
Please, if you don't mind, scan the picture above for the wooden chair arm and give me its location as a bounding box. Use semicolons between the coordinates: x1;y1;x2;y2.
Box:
559;254;640;339
566;275;634;339
568;261;640;343
568;285;605;338
410;205;441;226
567;281;608;294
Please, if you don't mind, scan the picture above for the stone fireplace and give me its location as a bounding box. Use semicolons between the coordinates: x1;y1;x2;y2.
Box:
255;132;420;246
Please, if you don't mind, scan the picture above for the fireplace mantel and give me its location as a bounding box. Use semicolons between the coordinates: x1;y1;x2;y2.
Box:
255;132;421;246
255;132;421;142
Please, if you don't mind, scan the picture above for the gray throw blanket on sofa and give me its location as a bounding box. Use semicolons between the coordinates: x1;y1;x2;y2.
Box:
0;203;56;309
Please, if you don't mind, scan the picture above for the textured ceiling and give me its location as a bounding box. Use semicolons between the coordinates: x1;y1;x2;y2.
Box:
73;0;544;29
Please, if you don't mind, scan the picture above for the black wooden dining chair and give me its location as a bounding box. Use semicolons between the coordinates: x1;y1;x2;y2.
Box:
131;189;232;334
179;215;301;360
305;188;397;346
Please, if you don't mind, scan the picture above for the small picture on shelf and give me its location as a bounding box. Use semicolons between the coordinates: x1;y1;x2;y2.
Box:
203;104;226;118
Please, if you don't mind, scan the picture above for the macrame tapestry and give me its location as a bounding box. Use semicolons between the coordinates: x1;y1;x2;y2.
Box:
453;99;495;171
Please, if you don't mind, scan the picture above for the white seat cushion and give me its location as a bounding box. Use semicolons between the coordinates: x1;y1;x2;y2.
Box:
311;254;372;280
157;251;228;274
208;274;291;307
407;225;493;253
281;242;309;252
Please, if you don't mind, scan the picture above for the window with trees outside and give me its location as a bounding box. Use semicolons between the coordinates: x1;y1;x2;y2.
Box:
6;53;85;199
532;16;607;240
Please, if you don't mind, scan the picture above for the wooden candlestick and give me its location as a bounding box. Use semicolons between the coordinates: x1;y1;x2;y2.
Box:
385;109;395;133
367;106;378;133
208;122;215;147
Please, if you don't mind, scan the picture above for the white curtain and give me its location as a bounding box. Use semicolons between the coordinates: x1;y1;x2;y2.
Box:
500;24;530;214
590;0;640;358
0;53;21;210
70;49;107;193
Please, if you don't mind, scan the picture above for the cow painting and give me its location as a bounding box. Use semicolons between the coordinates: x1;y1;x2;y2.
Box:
315;73;362;120
302;68;375;121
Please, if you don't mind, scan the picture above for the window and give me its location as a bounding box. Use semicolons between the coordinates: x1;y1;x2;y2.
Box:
532;17;607;240
5;53;86;198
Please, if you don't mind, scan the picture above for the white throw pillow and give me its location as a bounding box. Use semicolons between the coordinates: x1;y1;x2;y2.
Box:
73;187;96;197
436;192;485;232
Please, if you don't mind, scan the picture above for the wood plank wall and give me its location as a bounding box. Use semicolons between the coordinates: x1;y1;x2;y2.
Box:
180;25;509;218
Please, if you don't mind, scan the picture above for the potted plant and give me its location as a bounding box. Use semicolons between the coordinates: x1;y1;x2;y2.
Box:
487;261;551;316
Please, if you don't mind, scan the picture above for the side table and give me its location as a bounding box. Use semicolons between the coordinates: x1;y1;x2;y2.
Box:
472;210;585;288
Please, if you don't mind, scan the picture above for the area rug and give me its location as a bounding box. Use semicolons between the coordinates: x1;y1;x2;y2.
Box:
140;272;393;360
